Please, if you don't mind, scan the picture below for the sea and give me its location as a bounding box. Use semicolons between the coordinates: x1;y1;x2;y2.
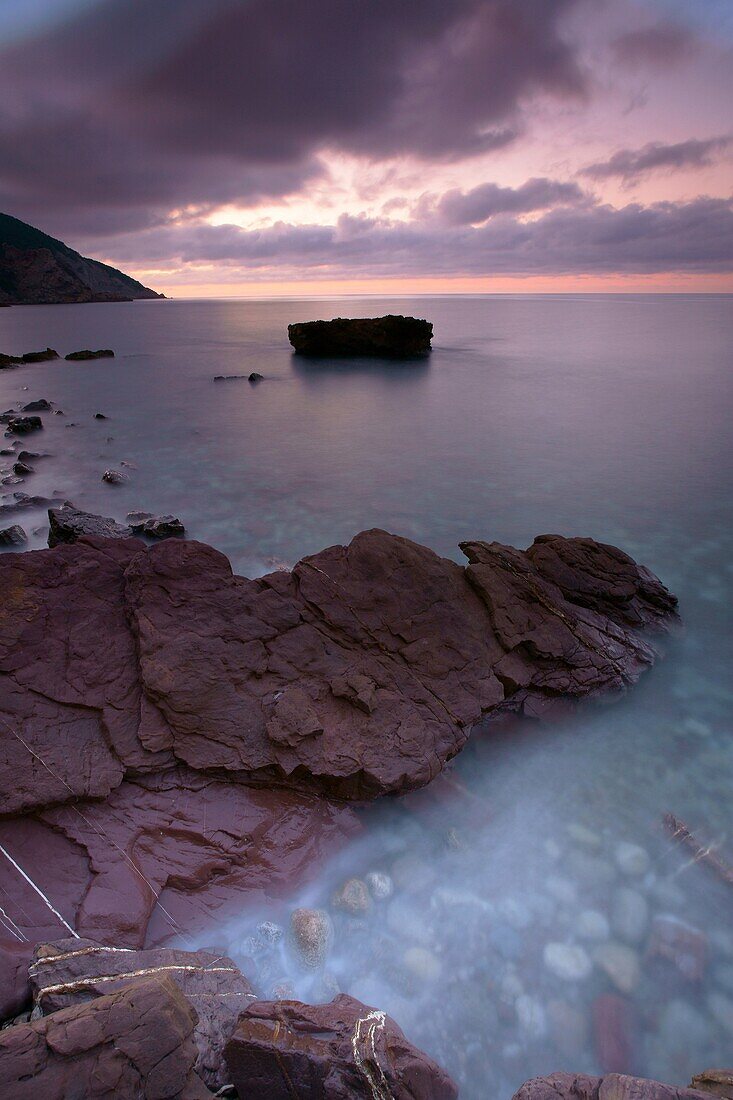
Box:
1;294;732;1096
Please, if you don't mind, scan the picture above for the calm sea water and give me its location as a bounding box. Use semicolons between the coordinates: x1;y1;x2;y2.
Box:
1;295;732;1095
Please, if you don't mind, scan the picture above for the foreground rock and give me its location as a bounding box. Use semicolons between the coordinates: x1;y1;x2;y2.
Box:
30;938;255;1090
513;1071;720;1100
1;529;677;812
0;974;208;1098
288;314;433;358
224;993;458;1099
0;528;676;1014
65;349;115;360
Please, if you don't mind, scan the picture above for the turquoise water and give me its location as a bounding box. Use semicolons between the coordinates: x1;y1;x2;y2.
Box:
1;294;732;1095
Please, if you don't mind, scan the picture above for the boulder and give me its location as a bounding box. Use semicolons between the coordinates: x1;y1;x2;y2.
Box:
65;349;115;361
512;1072;714;1100
0;974;209;1098
20;349;59;363
248;372;264;382
126;512;185;539
288;314;433;358
102;468;129;485
690;1070;733;1099
48;505;133;545
12;460;33;476
224;993;458;1099
29;938;256;1090
21;400;51;412
0;525;26;546
6;416;42;434
0;353;22;368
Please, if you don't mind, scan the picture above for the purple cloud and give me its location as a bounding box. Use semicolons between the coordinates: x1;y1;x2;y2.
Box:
436;177;587;225
98;197;733;278
0;0;587;238
580;136;731;182
612;23;697;68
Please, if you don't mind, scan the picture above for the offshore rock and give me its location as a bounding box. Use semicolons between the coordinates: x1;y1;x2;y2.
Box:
6;416;42;434
48;505;133;545
513;1072;715;1100
65;349;115;360
224;993;458;1099
29;938;255;1090
0;974;208;1098
288;314;433;358
20;348;59;364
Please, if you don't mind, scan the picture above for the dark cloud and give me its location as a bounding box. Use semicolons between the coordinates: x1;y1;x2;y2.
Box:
612;23;697;68
98;197;733;278
0;0;587;238
580;136;731;182
436;177;587;225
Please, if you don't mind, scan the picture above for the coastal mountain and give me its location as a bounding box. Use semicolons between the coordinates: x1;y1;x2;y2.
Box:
0;212;163;304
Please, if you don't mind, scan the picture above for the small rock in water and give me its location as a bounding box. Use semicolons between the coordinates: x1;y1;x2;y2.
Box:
256;921;283;946
21;348;58;363
289;907;333;969
65;349;114;360
577;909;611;941
547;999;588;1058
13;460;34;476
21;399;51;412
331;877;371;915
515;994;547;1039
592;993;633;1073
0;524;27;546
403;946;442;983
248;372;264;383
102;468;129;485
648;915;707;981
365;870;393;900
7;416;42;434
614;841;650;876
611;887;649;944
593;942;640;994
94;412;108;419
707;992;733;1036
566;823;603;850
543;942;593;981
126;511;185;539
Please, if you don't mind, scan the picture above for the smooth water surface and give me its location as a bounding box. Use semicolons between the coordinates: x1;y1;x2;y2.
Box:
1;295;732;1096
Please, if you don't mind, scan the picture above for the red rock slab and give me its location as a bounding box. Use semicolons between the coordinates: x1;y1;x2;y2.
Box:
0;536;173;814
30;938;256;1090
224;992;458;1099
0;974;209;1098
127;529;676;799
512;1072;713;1100
0;768;358;1018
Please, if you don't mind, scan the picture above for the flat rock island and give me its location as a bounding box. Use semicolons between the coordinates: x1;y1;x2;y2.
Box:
288;314;433;358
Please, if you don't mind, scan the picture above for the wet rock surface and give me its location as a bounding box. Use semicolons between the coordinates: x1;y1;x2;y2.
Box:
29;938;256;1090
0;524;26;545
512;1071;717;1100
224;993;459;1099
0;974;208;1098
0;529;677;813
288;314;433;358
47;504;133;544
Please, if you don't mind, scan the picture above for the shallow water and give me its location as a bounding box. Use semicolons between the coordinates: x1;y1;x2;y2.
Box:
1;294;732;1095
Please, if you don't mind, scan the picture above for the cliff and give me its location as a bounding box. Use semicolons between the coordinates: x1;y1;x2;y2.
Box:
0;212;163;304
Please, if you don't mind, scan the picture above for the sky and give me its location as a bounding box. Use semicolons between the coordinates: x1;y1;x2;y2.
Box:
0;0;731;296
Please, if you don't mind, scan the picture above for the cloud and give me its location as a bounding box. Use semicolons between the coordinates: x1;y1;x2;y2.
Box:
0;0;587;238
580;136;731;182
612;22;697;68
99;197;733;278
436;177;587;225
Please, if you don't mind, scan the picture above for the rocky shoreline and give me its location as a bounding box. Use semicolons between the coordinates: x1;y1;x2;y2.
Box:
0;516;685;1094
